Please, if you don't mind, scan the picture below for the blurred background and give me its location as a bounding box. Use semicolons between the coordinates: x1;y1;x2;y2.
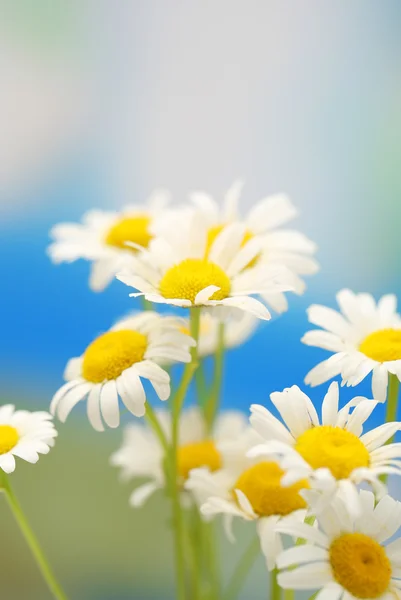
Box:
1;1;401;598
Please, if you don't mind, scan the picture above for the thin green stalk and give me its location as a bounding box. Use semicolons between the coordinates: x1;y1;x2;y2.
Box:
385;373;400;430
203;521;220;599
144;403;169;454
1;475;67;600
296;515;315;545
205;322;225;430
195;359;208;408
223;537;260;600
140;296;153;311
271;569;281;600
170;307;201;600
284;590;294;600
380;373;400;484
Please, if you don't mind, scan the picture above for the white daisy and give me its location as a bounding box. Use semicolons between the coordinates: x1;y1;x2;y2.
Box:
50;311;194;431
302;289;401;402
179;311;259;358
47;189;170;291
0;405;57;473
187;180;319;313
116;211;298;320
276;489;401;600
110;406;250;507
248;382;401;517
186;444;307;570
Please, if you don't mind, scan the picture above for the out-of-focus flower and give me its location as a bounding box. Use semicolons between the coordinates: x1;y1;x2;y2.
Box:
111;407;250;507
50;312;194;430
276;490;401;600
303;290;401;401
186;445;307;570
248;382;401;516
117;213;297;320
187;181;318;313
0;405;57;473
47;190;170;291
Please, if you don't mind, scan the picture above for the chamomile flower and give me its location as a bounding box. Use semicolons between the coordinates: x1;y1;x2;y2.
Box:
116;212;298;320
186;450;308;570
303;289;401;402
276;490;401;600
47;190;170;291
110;406;250;507
179;311;258;358
187;181;319;313
248;383;401;517
0;405;57;473
50;312;194;430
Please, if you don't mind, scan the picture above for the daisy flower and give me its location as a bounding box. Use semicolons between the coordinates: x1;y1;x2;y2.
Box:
50;312;194;431
179;311;258;358
116;212;298;320
248;382;401;516
276;489;401;600
302;289;401;402
47;189;170;291
0;405;57;473
110;406;251;507
188;180;319;313
186;447;308;570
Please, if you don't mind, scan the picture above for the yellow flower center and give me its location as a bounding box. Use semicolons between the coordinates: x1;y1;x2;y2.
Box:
0;425;19;454
295;426;370;480
82;330;147;383
234;461;308;517
330;533;391;598
206;225;259;268
159;259;231;304
177;440;222;480
359;328;401;362
105;216;152;251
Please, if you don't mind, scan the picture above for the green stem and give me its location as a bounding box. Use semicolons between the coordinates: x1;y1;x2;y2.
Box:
380;374;400;484
140;296;153;311
284;591;294;600
223;537;260;600
170;307;201;600
194;360;208;408
385;373;400;430
1;475;67;600
204;521;220;599
144;403;169;454
271;569;281;600
205;322;225;430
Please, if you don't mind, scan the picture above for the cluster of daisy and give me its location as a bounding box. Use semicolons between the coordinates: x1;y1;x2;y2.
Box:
2;182;401;600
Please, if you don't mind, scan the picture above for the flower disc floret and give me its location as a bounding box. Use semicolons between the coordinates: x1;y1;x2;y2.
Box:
0;425;19;454
82;330;148;383
359;328;401;362
159;258;231;303
105;216;152;251
295;425;370;480
329;533;391;598
177;440;222;480
234;461;308;517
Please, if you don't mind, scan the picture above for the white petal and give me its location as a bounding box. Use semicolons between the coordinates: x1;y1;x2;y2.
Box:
372;365;389;402
194;285;221;304
215;296;271;320
99;381;120;428
302;331;344;353
56;383;91;422
307;304;353;338
305;353;346;386
118;370;146;418
275;521;329;548
89;259;117;292
129;482;160;507
278;563;332;590
0;453;16;473
50;380;81;415
86;385;104;432
322;382;339;426
132;360;170;383
276;544;328;569
257;516;282;571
